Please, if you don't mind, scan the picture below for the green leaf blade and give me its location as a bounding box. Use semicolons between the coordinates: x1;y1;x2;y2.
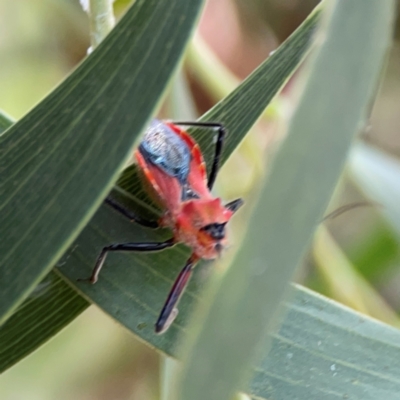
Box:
2;4;400;400
0;2;321;372
193;5;320;166
0;272;88;372
251;286;400;400
177;1;395;400
57;2;321;347
0;0;204;324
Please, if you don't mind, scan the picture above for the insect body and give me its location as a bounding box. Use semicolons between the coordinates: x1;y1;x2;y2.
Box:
81;119;243;333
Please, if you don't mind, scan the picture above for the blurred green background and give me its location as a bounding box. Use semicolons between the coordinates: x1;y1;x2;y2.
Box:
0;0;399;398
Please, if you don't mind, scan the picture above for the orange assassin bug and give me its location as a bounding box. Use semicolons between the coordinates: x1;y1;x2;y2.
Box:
79;119;243;333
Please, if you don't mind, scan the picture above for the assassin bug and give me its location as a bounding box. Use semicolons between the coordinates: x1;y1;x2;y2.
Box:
79;119;243;334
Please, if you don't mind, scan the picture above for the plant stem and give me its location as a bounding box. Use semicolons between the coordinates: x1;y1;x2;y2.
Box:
160;356;180;400
89;0;115;49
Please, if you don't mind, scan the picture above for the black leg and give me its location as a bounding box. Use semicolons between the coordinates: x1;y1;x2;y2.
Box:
155;254;198;334
78;238;175;284
105;196;159;229
172;121;227;190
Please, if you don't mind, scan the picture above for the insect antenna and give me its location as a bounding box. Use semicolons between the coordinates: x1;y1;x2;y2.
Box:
225;198;244;213
321;201;380;222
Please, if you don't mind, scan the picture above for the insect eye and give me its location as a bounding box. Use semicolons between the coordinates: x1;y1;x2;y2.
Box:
200;222;226;240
